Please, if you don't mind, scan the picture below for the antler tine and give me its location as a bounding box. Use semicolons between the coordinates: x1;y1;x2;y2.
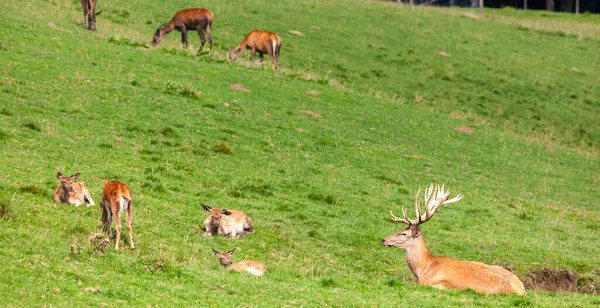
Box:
390;209;411;225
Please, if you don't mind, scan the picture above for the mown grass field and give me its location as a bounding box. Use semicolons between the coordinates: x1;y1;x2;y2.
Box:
0;0;599;306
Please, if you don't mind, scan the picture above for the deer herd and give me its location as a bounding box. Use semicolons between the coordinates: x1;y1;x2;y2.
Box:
56;1;528;297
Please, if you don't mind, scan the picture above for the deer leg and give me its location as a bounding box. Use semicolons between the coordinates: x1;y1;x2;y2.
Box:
101;202;108;232
180;29;188;49
251;48;256;62
206;23;212;52
126;199;134;249
260;53;264;63
112;206;121;250
197;25;206;51
84;188;95;206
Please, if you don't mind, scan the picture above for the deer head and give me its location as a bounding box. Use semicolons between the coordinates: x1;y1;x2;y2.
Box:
212;248;235;267
202;203;232;226
228;46;242;60
84;0;101;31
382;184;463;249
152;26;167;46
56;172;81;193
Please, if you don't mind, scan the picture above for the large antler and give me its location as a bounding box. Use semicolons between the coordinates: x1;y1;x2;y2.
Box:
390;184;463;226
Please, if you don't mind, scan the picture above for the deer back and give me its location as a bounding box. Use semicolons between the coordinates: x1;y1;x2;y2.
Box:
101;181;132;210
229;260;265;276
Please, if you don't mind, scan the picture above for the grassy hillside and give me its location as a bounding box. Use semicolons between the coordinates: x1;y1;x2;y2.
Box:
0;0;599;306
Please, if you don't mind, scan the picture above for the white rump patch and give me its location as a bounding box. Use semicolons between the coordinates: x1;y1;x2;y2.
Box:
119;197;129;212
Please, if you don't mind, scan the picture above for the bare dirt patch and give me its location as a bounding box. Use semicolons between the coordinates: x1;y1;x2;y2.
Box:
229;84;250;93
289;30;305;37
523;267;599;294
48;22;72;33
455;125;474;135
306;90;320;96
439;51;451;57
299;110;323;119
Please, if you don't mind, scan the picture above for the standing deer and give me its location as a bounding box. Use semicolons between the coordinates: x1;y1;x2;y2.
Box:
152;8;213;52
229;30;282;69
81;0;102;31
382;184;526;296
212;248;265;276
53;172;95;207
202;203;254;238
101;181;134;250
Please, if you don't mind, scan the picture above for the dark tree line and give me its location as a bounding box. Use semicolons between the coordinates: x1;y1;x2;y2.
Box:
393;0;599;13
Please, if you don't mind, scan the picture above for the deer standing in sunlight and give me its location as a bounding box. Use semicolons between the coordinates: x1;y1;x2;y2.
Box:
81;0;102;31
229;30;282;69
212;248;265;276
152;8;213;52
202;203;254;238
53;172;95;207
101;181;134;250
382;184;526;296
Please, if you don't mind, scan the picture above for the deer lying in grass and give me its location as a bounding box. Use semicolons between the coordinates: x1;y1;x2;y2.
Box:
212;248;265;276
382;184;526;296
81;0;102;31
53;172;95;207
152;8;213;52
101;181;134;250
229;30;282;69
202;203;254;238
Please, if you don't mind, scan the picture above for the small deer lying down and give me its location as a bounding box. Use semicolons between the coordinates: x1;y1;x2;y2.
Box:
152;8;214;52
53;172;95;207
101;181;134;250
202;203;254;238
382;184;526;296
229;30;282;69
212;248;265;276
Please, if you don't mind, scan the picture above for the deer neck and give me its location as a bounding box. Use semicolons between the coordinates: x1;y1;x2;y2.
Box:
405;235;435;281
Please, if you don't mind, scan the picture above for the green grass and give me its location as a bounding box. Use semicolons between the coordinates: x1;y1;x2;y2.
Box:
1;0;600;306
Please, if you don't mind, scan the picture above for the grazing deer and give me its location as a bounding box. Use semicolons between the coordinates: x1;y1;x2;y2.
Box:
201;203;254;238
229;30;282;69
101;181;134;250
53;172;95;207
382;184;526;296
212;248;265;276
81;0;102;31
152;8;213;52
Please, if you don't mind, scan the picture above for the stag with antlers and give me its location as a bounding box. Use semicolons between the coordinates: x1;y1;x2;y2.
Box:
382;184;526;295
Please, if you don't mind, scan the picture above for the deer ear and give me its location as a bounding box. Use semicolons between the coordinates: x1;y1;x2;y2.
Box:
229;46;233;51
71;173;80;180
227;248;236;256
211;248;220;256
412;225;421;238
201;203;212;212
222;209;232;215
57;172;63;179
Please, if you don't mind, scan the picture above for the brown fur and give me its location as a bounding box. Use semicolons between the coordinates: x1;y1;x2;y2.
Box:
383;226;526;295
81;0;101;31
53;172;95;207
201;203;254;238
101;181;134;250
229;30;282;69
212;248;265;276
152;8;213;52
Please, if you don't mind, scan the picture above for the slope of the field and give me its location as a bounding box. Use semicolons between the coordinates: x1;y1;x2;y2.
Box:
0;0;599;307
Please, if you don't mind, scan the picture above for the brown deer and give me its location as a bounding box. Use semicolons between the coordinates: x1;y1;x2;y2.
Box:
81;0;102;31
229;30;282;69
201;203;254;238
152;8;213;52
101;181;134;250
53;172;95;207
212;248;265;276
382;184;526;296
